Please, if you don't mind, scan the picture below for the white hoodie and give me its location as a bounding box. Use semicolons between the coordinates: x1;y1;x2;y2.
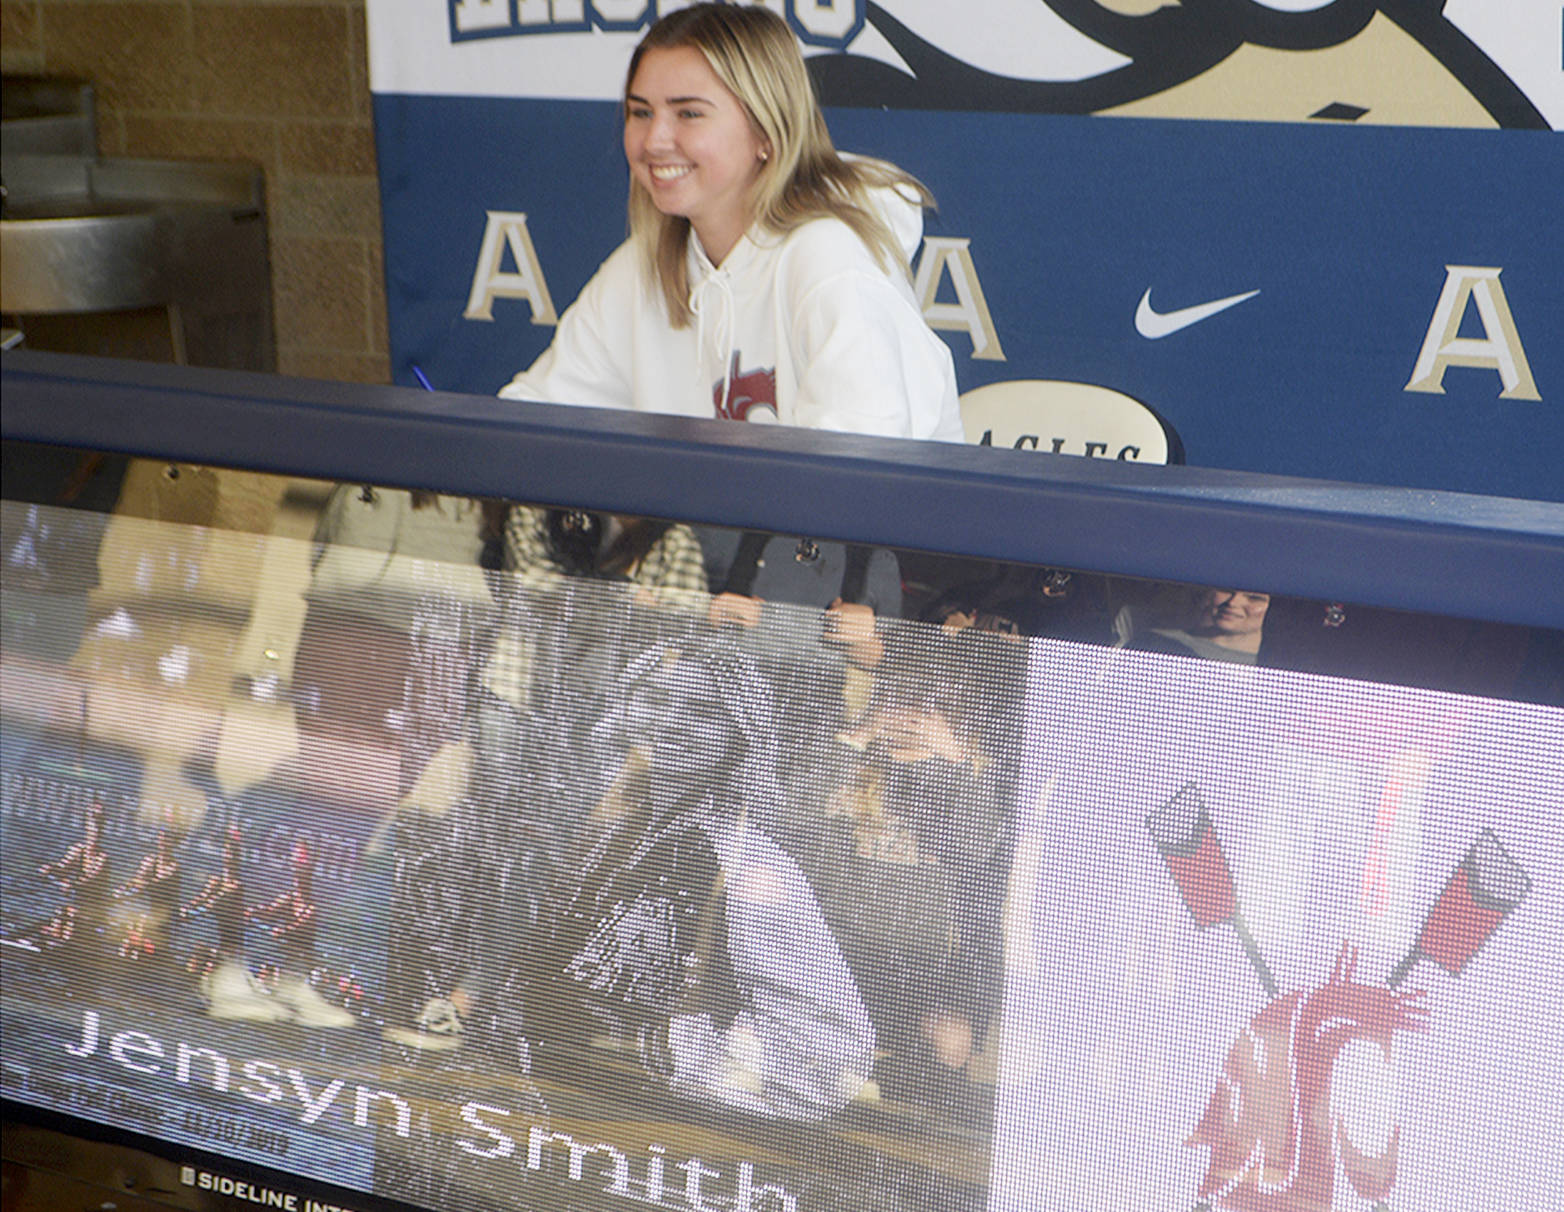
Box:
498;184;963;442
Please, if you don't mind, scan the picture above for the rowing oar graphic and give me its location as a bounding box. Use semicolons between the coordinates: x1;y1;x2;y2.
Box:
1389;828;1531;988
1146;782;1277;998
1151;784;1283;1212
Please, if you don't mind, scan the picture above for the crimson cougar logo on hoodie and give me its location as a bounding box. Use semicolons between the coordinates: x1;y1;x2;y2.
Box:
715;354;779;424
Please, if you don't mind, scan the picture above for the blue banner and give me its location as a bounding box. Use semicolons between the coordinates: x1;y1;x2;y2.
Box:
377;94;1562;499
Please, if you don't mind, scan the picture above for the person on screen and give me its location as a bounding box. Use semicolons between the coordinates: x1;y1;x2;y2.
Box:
535;637;875;1122
1136;587;1272;665
382;504;708;1055
32;799;112;951
497;2;962;441
181;827;289;1022
785;626;1016;1111
113;809;183;965
246;841;355;1028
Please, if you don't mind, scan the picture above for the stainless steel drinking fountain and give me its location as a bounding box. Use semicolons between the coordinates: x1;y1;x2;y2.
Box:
2;76;274;371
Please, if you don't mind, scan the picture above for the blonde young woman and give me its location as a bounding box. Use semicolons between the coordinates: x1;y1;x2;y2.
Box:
499;2;962;440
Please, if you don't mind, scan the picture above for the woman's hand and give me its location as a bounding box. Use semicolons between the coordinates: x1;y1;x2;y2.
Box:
708;592;764;630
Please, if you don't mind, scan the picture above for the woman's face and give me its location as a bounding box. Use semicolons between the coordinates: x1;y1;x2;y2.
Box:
1195;589;1271;637
626;657;738;785
624;45;769;263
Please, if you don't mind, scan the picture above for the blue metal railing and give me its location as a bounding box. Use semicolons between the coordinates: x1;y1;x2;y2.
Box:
5;349;1562;629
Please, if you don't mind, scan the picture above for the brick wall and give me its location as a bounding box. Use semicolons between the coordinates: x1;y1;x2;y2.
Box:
2;0;389;384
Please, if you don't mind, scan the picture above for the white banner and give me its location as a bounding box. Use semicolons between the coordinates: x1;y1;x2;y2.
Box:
367;0;1561;128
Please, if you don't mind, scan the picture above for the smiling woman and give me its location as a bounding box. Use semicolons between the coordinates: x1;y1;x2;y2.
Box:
624;45;770;267
1135;586;1274;664
498;2;963;440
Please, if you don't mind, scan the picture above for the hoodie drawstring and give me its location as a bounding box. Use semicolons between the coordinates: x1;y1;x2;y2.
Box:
689;266;736;417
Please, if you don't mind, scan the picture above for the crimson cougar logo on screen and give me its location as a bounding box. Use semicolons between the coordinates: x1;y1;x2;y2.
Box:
448;0;865;48
1148;784;1535;1210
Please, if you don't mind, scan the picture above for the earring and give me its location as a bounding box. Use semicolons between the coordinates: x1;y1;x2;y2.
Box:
759;149;769;162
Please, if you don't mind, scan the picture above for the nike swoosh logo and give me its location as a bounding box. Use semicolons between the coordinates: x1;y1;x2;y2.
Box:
1135;287;1260;339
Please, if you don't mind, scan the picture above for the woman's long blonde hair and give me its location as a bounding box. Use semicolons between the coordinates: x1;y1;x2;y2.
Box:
625;2;932;327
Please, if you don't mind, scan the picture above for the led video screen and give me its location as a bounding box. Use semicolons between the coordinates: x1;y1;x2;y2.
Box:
1003;642;1560;1209
2;450;1559;1212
